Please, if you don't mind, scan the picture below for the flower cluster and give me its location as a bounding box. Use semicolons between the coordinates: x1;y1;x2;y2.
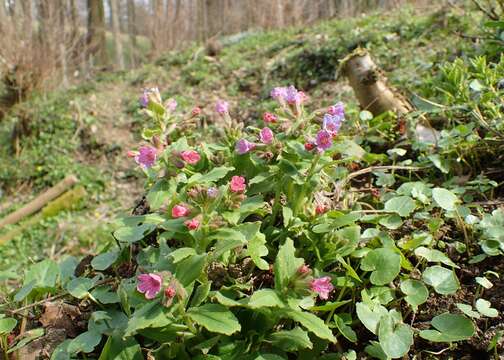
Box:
271;85;307;106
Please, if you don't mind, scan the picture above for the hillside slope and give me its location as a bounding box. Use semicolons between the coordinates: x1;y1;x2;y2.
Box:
0;2;489;270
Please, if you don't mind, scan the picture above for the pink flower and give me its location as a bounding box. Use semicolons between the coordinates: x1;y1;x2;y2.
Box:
298;265;310;275
137;273;162;299
310;276;334;300
180;150;201;164
235;138;256;155
263;112;277;123
285;85;302;105
315;205;327;215
135;146;157;168
315;130;333;152
172;204;190;218
230;176;246;193
166;98;177;112
259;127;274;144
185;218;200;230
192;107;202;117
127;150;137;158
215;100;229;115
164;286;176;299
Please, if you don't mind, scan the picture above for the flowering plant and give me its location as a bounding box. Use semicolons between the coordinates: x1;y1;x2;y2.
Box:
7;82;494;359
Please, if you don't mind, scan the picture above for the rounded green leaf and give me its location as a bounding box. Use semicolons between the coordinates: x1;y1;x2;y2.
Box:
91;251;119;271
414;247;459;268
0;318;17;335
378;315;413;358
432;188;459;211
400;279;428;311
476;299;498;318
334;315;357;343
419;313;475;342
361;248;401;285
384;196;416;217
422;266;459;295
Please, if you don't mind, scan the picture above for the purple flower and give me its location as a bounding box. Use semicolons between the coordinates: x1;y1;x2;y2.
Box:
135;146;157;168
167;98;177;112
259;127;274;144
270;87;288;100
316;130;333;152
285;85;302;105
215;100;229;115
322;114;343;136
235;138;256;155
139;87;161;108
327;102;345;118
207;187;219;198
310;276;334;300
137;273;162;299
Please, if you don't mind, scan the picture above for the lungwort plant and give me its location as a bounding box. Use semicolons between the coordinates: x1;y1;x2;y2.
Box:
3;75;503;359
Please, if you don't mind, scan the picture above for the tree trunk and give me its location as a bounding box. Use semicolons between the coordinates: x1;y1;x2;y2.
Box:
87;0;107;66
109;0;125;69
58;0;69;87
127;0;137;66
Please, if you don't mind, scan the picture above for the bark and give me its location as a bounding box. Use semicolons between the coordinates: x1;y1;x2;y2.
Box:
87;0;107;66
109;0;125;69
20;0;32;36
58;0;69;86
127;0;137;66
340;49;411;116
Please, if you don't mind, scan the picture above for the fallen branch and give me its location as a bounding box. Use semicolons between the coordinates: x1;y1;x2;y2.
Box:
0;175;78;230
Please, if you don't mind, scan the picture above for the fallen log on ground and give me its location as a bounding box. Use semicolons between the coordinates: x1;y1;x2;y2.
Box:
0;175;78;229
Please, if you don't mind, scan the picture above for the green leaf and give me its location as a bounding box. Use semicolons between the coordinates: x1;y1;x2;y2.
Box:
419;313;475;342
422;266;460;295
91;251;119;271
188;166;235;184
248;289;284;308
456;303;480;319
334;315;357;343
282;207;293;227
98;336;143;360
359;110;373;121
284;309;336;343
176;253;207;286
247;230;269;270
274;238;304;292
428;154;450;174
414;247;459;268
268;327;313;352
365;341;388;360
124;301;170;337
432;188;459;211
378;314;413;358
356;302;388;335
0;317;17;334
91;286;120;304
191;281;212;307
66;277;96;299
169;247;197;263
146;179;173;210
384;196;416;217
68;330;102;354
361;248;401;285
188;304;241;335
475;299;498;318
400;279;428;311
114;223;156;244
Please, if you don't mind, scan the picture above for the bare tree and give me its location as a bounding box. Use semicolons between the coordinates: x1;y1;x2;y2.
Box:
109;0;125;69
87;0;107;66
127;0;137;66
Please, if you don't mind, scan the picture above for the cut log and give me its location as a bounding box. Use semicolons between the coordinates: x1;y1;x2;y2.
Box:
0;175;78;229
340;48;439;144
339;48;411;116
